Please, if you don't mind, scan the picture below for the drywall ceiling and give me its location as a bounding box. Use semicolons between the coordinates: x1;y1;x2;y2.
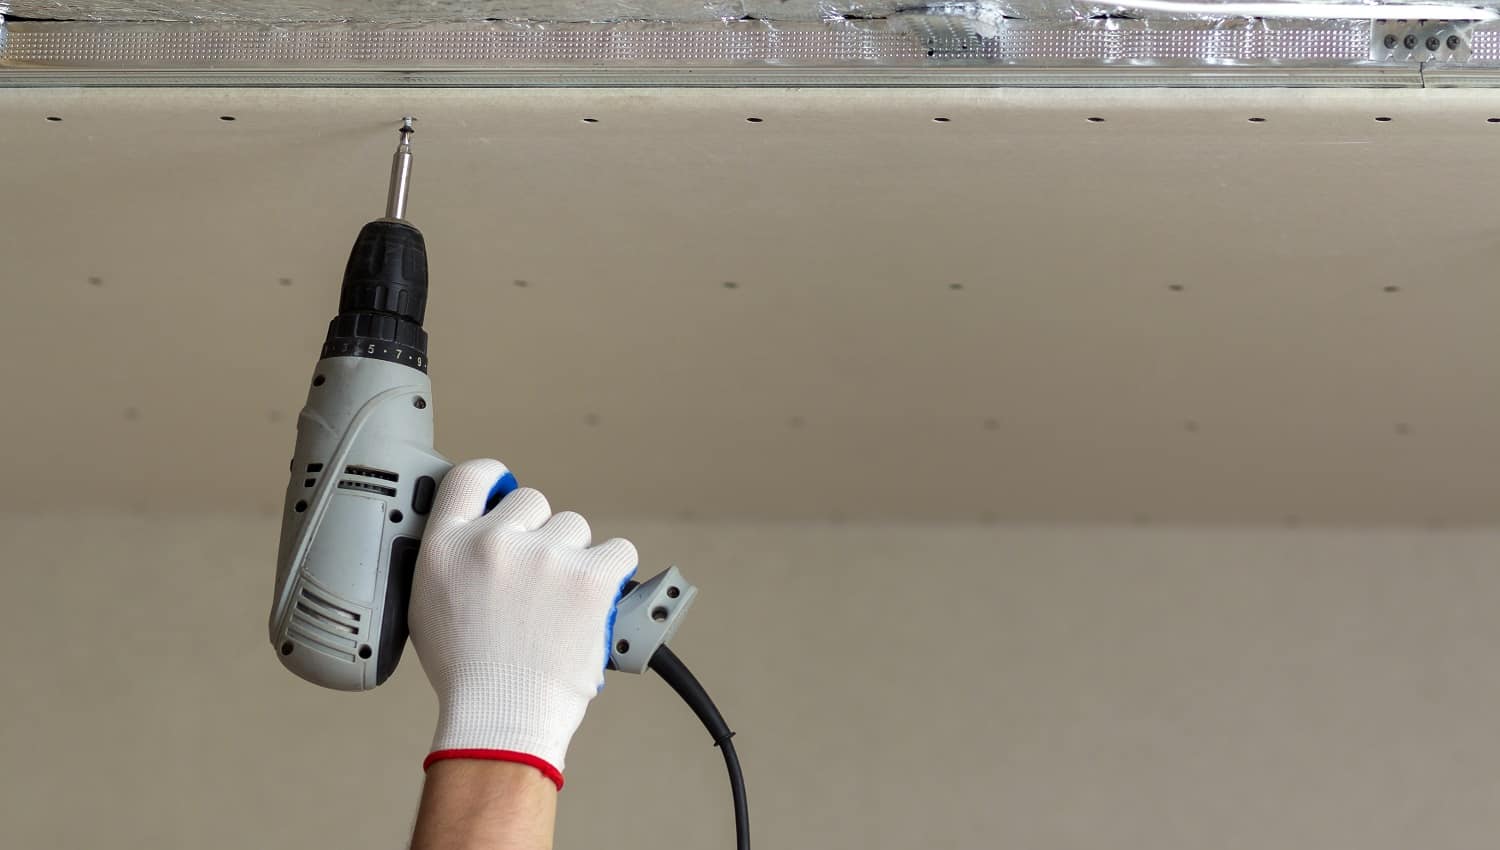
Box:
5;87;1500;525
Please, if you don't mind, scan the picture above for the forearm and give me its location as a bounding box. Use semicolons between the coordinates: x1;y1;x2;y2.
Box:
412;760;558;850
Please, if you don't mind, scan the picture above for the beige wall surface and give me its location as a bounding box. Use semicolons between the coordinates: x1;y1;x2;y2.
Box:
2;514;1498;849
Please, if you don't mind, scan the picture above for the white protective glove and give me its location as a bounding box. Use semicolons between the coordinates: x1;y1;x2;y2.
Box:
409;458;639;789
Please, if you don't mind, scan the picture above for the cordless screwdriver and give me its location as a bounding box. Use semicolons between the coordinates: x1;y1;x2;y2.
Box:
268;117;452;690
267;118;697;691
267;120;748;849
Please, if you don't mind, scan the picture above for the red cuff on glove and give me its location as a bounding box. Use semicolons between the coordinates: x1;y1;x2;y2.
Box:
423;749;565;790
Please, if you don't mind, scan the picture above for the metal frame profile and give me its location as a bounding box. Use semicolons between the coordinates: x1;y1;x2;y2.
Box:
6;13;1500;86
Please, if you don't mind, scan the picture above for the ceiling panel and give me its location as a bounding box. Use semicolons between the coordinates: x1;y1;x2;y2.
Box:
4;87;1500;524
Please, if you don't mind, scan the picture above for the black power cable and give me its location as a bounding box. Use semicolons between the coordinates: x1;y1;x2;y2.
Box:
648;645;750;850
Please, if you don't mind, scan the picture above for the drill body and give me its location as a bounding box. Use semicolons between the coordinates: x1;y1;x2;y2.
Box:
271;350;451;690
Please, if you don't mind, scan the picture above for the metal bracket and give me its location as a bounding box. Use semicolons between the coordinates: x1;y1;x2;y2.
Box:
608;566;697;674
1373;19;1475;63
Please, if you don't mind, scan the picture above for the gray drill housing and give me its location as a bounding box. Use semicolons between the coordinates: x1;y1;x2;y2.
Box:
268;356;696;691
270;355;450;691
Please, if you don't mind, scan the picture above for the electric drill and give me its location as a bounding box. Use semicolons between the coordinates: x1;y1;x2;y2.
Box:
268;118;453;690
265;119;456;692
267;119;697;693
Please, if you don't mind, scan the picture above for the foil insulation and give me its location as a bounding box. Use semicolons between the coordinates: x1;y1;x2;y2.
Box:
3;0;1498;22
6;4;1500;83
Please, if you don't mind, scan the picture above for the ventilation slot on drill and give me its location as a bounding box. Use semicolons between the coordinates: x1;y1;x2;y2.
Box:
295;602;357;635
288;587;362;660
345;465;399;482
286;626;357;662
338;479;398;497
301;588;361;622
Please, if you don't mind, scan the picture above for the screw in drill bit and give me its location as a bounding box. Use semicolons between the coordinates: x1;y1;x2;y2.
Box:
386;117;416;221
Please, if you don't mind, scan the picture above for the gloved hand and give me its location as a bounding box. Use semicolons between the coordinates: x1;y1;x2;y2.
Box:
409;458;639;789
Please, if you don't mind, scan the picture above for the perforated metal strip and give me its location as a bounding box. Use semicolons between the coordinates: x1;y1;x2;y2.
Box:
8;16;1500;85
0;22;931;67
958;22;1370;62
0;19;1378;68
1464;29;1500;60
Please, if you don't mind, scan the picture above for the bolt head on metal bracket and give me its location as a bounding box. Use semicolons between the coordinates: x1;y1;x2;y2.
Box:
1373;19;1474;62
609;566;697;674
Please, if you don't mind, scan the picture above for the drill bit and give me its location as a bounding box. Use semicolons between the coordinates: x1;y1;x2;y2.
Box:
385;117;416;221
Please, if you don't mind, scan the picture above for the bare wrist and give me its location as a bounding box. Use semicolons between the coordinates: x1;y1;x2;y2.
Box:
412;760;558;850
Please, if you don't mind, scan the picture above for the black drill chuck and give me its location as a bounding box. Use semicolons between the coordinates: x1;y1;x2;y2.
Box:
320;220;431;371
